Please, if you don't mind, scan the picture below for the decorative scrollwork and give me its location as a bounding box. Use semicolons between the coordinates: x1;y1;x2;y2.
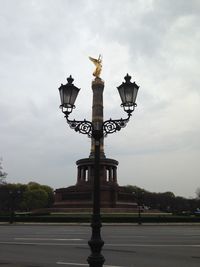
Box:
65;114;131;138
103;115;131;137
66;118;93;137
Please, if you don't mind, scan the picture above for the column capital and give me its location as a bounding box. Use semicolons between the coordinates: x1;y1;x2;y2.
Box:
92;77;104;87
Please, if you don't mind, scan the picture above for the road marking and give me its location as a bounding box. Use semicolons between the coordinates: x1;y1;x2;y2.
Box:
15;238;83;241
105;235;145;238
106;243;200;247
1;241;200;248
0;242;86;246
57;263;88;266
57;262;124;267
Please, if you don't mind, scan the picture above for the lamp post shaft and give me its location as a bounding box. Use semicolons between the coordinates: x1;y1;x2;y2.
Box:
137;192;143;225
88;77;105;267
138;205;142;225
9;193;15;224
88;138;105;267
93;139;101;215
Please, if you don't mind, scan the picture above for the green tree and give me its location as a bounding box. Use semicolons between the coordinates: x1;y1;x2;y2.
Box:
0;181;54;212
26;182;54;208
40;185;54;207
0;183;24;212
22;188;48;210
123;184;196;213
27;181;41;190
124;185;144;194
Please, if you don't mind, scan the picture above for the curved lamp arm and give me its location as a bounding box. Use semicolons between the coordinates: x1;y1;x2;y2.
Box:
64;113;132;139
66;116;93;137
103;113;131;137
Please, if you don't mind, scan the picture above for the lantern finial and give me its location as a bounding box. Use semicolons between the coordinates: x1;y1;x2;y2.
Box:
67;75;74;84
124;74;131;83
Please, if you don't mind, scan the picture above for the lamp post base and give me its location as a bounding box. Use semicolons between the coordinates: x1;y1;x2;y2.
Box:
87;255;105;267
87;214;105;267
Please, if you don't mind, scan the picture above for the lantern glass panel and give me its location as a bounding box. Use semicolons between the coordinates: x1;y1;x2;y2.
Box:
124;86;133;104
118;86;126;104
63;88;72;107
59;88;64;105
132;85;139;104
69;87;79;106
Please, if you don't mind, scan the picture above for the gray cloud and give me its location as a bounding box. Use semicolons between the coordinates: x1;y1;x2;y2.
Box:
0;0;199;197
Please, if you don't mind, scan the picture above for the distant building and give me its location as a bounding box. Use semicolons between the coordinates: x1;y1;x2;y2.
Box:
54;156;138;212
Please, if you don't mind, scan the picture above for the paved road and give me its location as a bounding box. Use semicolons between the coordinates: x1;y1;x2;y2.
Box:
0;224;200;267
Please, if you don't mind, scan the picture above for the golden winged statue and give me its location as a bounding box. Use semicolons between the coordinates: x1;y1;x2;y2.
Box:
89;54;102;78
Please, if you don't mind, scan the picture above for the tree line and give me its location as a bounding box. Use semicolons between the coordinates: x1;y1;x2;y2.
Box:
0;182;54;213
124;185;200;214
0;159;54;213
1;159;199;214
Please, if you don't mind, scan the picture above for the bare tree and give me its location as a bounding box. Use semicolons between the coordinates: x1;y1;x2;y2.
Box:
0;158;7;184
196;188;200;199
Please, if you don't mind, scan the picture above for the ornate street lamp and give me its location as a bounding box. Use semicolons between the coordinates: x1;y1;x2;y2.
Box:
132;190;144;225
117;73;139;114
9;190;21;224
59;75;80;115
58;58;139;267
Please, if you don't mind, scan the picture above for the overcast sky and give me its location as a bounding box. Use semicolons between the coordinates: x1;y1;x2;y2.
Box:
0;0;200;198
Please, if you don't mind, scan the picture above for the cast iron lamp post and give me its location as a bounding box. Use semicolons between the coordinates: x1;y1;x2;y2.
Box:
9;189;21;224
133;190;144;225
58;73;139;267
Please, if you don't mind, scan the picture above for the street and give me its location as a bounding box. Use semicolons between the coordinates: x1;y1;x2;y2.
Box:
0;224;200;267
